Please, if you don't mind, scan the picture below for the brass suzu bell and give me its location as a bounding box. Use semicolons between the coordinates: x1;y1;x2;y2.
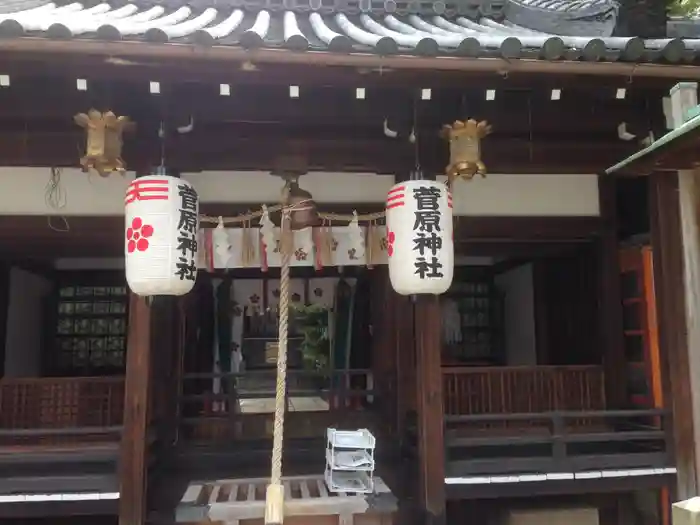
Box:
287;181;321;230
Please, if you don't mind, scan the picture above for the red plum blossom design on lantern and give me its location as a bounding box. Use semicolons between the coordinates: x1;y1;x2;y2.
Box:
126;217;154;254
386;231;395;257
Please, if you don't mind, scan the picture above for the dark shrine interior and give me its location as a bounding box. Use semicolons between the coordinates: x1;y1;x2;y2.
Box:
617;177;651;242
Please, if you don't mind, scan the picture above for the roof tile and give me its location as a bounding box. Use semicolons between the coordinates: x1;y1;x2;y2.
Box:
0;0;698;63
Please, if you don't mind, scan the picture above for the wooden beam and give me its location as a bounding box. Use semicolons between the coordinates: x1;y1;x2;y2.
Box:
454;216;604;240
119;294;153;525
445;473;673;499
414;295;446;525
597;175;626;408
0;79;654;138
0;130;640;174
0;55;681;90
0;238;592;260
0;214;602;238
0;216;600;260
1;38;699;81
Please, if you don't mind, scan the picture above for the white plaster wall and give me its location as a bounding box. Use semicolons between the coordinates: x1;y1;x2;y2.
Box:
496;264;537;366
0;168;599;217
445;174;600;216
4;267;52;377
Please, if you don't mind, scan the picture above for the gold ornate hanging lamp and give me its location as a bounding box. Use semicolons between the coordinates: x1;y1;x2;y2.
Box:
74;109;135;177
441;118;492;187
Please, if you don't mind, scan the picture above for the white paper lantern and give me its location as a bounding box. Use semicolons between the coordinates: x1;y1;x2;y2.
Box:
385;180;454;295
125;174;199;296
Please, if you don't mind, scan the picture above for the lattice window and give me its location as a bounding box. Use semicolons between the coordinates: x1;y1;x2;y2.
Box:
54;284;128;376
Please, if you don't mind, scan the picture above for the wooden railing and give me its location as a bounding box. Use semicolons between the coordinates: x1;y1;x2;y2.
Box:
0;376;124;445
442;365;605;416
179;369;380;445
445;409;673;477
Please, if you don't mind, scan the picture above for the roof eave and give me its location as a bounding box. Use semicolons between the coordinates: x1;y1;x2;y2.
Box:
4;37;700;80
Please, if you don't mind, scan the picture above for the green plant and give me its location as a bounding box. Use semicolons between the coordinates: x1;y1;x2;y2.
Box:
670;0;700;16
292;304;331;371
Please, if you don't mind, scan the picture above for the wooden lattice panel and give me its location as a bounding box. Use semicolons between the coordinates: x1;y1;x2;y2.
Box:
442;365;605;416
0;377;124;445
177;475;396;525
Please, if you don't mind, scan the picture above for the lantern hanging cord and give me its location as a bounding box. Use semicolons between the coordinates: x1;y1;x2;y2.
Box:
413;95;421;173
158;121;166;168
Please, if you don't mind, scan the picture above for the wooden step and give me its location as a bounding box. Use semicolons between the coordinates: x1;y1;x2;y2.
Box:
176;474;396;525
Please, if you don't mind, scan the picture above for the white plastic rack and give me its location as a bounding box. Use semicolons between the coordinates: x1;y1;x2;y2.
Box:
324;428;376;494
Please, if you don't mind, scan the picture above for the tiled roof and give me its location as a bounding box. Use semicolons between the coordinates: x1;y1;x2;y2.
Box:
505;0;619;37
0;0;698;62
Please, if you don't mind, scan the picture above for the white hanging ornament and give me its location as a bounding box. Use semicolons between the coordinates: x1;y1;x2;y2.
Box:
385;180;454;295
260;205;277;254
125;172;199;296
213;216;232;267
348;210;366;262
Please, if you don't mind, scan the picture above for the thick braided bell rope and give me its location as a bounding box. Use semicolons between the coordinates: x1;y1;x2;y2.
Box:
270;208;292;487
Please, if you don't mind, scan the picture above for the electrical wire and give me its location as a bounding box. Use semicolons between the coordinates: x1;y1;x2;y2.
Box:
412;94;421;175
45;167;70;232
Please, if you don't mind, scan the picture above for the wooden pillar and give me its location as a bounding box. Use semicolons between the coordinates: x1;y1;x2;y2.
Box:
391;168;445;524
119;294;153;525
597;175;626;408
651;171;699;499
679;169;700;497
0;263;10;377
395;292;416;436
369;268;398;435
151;297;180;453
414;295;445;525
